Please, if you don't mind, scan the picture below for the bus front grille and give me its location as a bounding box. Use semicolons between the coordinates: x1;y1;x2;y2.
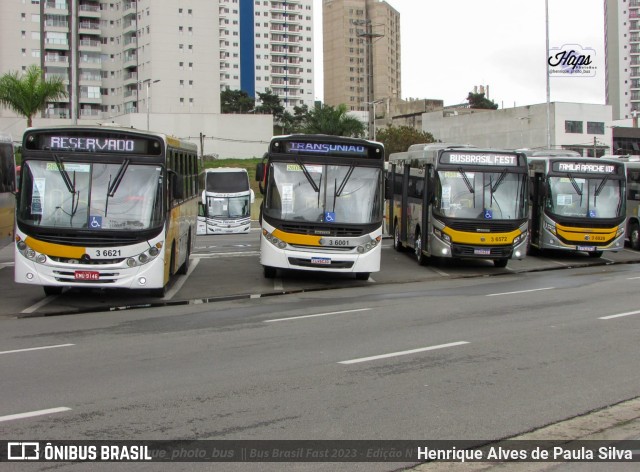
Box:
446;221;521;233
452;245;513;258
280;223;364;237
288;258;354;269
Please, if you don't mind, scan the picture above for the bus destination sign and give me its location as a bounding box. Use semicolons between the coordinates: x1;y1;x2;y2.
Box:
552;161;618;174
284;141;368;156
25;132;162;155
440;152;519;166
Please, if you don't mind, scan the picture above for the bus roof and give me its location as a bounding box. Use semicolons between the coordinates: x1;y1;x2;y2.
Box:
517;148;581;157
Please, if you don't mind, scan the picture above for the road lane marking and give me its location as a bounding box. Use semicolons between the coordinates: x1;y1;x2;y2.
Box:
338;341;469;365
0;407;72;423
0;344;75;355
21;296;60;314
627;276;640;280
428;266;450;277
0;262;14;270
265;308;371;323
486;287;554;297
192;251;259;258
163;258;200;300
273;278;284;291
599;310;640;320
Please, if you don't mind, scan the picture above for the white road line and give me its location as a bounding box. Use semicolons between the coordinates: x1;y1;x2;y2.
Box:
21;295;60;314
486;287;555;297
549;260;569;266
599;310;640;320
338;341;469;365
627;276;640;280
192;251;259;258
0;262;14;269
428;266;450;277
163;258;200;300
265;308;371;323
0;407;72;423
0;344;75;356
273;278;284;291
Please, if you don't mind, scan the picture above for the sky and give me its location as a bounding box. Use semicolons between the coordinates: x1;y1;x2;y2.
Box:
313;0;606;107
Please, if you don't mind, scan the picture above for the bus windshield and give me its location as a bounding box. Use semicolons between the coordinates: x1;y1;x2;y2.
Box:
18;160;164;230
435;169;527;220
264;162;382;224
547;176;623;218
206;195;250;219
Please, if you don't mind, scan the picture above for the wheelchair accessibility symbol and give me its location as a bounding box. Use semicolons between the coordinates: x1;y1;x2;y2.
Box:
484;209;493;219
324;211;336;223
90;216;102;229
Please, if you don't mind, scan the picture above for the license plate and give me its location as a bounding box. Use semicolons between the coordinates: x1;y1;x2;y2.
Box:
74;270;100;281
310;257;331;265
577;246;596;251
474;249;491;255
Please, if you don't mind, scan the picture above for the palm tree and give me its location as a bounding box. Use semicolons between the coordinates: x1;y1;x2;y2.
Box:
302;103;366;137
0;65;68;127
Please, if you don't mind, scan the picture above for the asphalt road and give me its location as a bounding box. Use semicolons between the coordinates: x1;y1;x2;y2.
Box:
1;232;639;471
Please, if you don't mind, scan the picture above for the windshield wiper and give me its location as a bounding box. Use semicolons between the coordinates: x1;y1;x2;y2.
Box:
53;154;75;194
331;166;356;212
104;159;130;217
294;157;320;193
567;173;583;196
594;174;610;197
458;167;474;195
491;168;508;193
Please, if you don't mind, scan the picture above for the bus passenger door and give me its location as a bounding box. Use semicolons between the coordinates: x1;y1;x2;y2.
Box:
530;173;544;246
401;165;409;243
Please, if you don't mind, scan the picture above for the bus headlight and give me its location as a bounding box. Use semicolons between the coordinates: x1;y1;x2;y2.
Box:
36;254;47;264
513;232;526;245
26;248;36;259
263;229;287;249
357;237;380;254
544;220;556;236
138;253;149;263
616;226;625;238
434;228;451;243
127;258;137;267
149;246;160;257
17;240;27;251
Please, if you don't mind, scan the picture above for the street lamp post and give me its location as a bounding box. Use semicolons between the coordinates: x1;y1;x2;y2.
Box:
146;79;160;131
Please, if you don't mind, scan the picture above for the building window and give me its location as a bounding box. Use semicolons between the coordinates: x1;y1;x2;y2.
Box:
587;121;605;135
565;120;583;134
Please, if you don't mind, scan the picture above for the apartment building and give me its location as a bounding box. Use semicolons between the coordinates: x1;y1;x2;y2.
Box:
219;0;316;110
322;0;401;111
605;0;640;120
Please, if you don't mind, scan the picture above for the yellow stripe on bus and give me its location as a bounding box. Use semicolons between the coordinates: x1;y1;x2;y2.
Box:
272;229;323;246
443;228;521;245
25;237;86;259
555;224;618;243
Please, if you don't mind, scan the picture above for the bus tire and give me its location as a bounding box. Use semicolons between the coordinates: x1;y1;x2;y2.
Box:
415;229;427;266
494;258;509;268
588;250;603;258
393;222;404;252
264;265;277;279
630;222;640;250
355;272;370;281
177;235;191;275
43;286;63;296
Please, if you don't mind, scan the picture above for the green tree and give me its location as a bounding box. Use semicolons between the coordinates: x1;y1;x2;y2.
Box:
0;65;67;127
466;92;498;110
255;89;284;118
279;104;309;134
301;103;365;137
220;89;255;114
376;125;436;159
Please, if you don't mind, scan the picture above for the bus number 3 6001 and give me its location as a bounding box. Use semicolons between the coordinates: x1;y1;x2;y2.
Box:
95;249;122;257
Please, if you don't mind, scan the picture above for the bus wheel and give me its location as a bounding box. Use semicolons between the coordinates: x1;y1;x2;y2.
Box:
415;230;426;265
264;266;277;278
588;250;603;258
177;236;191;275
355;272;370;281
494;258;509;268
393;223;404;252
630;223;640;250
43;286;63;296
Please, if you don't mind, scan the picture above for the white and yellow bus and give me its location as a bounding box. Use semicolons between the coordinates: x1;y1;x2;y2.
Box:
525;150;626;257
387;144;529;267
15;126;199;297
0;133;17;249
256;134;385;280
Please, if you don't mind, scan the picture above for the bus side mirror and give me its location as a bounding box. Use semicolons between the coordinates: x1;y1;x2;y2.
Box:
384;175;392;200
256;163;265;195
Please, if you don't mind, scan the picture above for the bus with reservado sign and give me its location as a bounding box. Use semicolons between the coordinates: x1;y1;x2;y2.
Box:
524;150;626;257
14;125;199;297
387;144;529;267
197;167;254;235
255;134;385;280
0;133;17;249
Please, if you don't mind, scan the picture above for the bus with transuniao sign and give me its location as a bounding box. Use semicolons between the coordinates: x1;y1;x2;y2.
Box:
525;150;626;257
256;134;385;280
14;125;199;297
386;144;529;267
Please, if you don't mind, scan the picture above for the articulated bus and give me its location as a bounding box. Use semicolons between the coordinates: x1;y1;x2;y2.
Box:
525;150;626;257
15;126;199;297
197;167;254;235
256;134;385;280
0;133;17;248
387;144;529;267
